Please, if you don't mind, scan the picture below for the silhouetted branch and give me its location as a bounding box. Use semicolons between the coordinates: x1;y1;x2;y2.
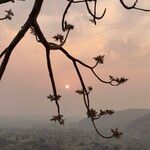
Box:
91;120;114;139
73;61;90;108
31;19;126;136
84;0;106;21
0;0;44;80
58;47;128;86
0;0;26;4
0;49;7;59
62;0;73;31
120;0;150;12
64;0;150;29
0;0;14;5
0;0;149;140
46;50;61;115
32;21;63;123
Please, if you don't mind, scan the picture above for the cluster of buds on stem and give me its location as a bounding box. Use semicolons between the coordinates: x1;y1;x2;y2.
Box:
111;128;123;139
93;55;105;64
47;94;61;102
64;21;74;31
53;34;64;43
50;114;65;125
109;76;128;85
0;9;14;20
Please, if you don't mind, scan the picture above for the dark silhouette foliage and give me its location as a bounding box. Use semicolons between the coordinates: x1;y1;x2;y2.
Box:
0;0;149;140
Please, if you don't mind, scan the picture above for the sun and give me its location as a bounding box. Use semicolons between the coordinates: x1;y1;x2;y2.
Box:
65;84;70;89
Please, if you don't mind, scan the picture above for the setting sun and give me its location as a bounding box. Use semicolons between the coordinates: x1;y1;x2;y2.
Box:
65;84;70;89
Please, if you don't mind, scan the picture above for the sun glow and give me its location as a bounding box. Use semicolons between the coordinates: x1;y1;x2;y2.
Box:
65;84;70;89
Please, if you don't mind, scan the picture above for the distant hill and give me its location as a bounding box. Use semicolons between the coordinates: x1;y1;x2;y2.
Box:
72;109;150;130
125;113;150;149
0;109;150;150
68;109;150;150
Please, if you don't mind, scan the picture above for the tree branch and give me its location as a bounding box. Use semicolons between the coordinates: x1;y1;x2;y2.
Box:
0;0;44;80
0;0;14;5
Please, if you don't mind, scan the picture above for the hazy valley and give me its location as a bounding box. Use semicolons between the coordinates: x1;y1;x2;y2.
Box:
0;109;150;150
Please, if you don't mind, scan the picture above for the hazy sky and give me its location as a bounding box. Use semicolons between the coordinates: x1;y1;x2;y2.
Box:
0;0;150;119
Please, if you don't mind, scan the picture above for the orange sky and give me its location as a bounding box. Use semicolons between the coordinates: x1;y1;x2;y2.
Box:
0;0;150;119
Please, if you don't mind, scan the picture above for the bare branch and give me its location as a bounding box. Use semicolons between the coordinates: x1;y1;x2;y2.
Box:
0;0;14;5
0;0;148;140
0;0;44;80
62;0;73;31
46;50;61;115
120;0;150;12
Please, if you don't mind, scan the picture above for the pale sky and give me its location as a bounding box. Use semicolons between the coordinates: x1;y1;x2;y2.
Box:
0;0;150;119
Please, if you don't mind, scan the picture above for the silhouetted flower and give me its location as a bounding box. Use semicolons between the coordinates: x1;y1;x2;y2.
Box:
105;109;114;115
89;18;95;24
111;128;123;139
53;34;64;43
50;114;64;125
75;89;84;95
100;109;106;115
109;76;128;85
47;94;61;101
30;26;36;35
87;109;98;118
93;55;105;64
64;21;74;31
4;9;14;20
88;86;93;92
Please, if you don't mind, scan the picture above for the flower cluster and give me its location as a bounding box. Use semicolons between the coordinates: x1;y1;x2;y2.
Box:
100;109;114;116
87;109;114;119
111;128;123;139
109;76;128;85
3;9;14;20
87;108;98;118
47;94;61;101
75;89;84;95
53;34;64;43
64;21;74;31
93;55;105;64
50;114;65;125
